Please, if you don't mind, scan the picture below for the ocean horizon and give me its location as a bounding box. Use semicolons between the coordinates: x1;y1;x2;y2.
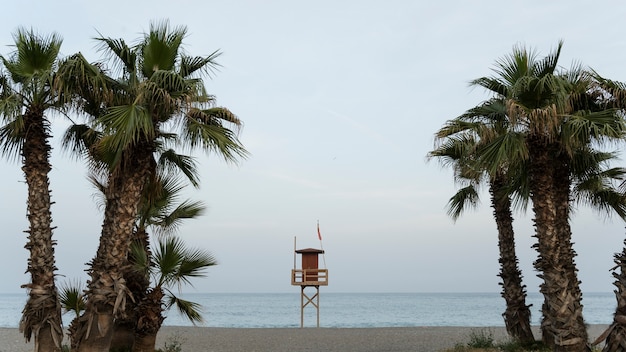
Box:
0;292;617;329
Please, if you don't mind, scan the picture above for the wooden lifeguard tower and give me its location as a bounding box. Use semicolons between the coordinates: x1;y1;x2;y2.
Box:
291;247;328;327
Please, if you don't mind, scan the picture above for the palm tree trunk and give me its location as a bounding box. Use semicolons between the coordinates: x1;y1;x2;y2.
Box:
19;109;63;352
132;334;158;352
133;288;165;352
528;137;589;352
110;228;152;351
489;173;534;344
553;152;589;349
599;237;626;351
73;148;154;352
109;322;136;351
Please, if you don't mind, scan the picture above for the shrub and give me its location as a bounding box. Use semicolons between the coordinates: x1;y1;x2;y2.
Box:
467;329;495;349
156;334;185;352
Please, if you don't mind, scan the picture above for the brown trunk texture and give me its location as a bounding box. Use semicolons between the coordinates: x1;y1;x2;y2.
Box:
552;152;588;349
110;322;136;351
528;137;589;352
110;229;151;350
74;146;154;352
19;108;62;352
132;333;157;352
133;288;165;352
599;238;626;351
490;173;535;344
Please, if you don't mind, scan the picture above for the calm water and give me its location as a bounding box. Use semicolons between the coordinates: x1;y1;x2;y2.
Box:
0;292;616;328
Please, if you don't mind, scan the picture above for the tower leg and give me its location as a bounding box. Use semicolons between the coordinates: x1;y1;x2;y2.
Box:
299;285;320;328
300;286;304;328
316;285;320;327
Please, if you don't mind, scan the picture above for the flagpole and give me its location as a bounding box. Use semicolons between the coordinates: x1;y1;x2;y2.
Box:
317;220;327;269
293;236;297;270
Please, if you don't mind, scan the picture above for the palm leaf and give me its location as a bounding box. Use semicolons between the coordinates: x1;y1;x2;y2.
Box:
164;293;204;324
2;27;62;82
157;149;200;187
139;20;186;78
129;241;151;275
446;185;480;221
0;117;25;159
152;200;206;237
182;110;248;162
175;247;217;286
153;236;186;287
55;52;117;113
98;104;154;152
94;36;136;74
179;51;222;78
58;280;86;317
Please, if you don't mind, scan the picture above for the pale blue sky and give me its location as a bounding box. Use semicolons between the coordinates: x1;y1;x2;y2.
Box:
1;1;625;295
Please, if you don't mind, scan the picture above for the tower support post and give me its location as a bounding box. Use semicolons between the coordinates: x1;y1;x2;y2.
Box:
299;285;320;328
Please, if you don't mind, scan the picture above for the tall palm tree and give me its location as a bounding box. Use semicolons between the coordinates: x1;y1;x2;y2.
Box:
111;174;206;351
429;99;534;344
0;28;65;352
56;21;247;352
583;76;626;352
470;42;625;351
130;235;216;352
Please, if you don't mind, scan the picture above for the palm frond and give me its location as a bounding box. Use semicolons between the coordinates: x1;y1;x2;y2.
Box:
533;40;563;78
175;247;217;286
153;236;186;287
0;117;25;159
94;35;136;74
55;52;116;114
130;240;152;276
157;149;200;187
446;185;480;221
152;236;216;288
164;292;204;324
152;200;206;237
3;27;62;82
182;109;248;162
0;75;23;122
86;173;108;211
60;123;101;159
58;280;86;317
98;104;154;152
139;20;186;78
179;51;222;78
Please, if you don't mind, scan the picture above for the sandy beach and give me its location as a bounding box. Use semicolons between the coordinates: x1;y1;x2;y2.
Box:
0;325;611;352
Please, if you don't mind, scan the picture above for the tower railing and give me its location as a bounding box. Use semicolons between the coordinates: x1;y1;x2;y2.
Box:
291;269;328;286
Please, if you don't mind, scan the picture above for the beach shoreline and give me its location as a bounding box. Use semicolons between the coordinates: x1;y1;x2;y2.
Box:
0;325;611;352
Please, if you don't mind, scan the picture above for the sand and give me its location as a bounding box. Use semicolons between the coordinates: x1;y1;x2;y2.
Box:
0;325;611;352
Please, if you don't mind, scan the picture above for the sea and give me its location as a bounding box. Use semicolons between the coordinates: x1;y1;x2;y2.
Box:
0;292;617;328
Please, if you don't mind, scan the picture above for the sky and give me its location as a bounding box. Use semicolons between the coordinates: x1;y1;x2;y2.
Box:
1;1;626;296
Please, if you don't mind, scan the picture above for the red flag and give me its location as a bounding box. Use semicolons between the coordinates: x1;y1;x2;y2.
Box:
317;222;322;241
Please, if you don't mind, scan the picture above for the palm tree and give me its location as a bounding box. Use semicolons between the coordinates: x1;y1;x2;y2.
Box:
0;28;65;352
470;42;625;351
582;76;626;352
432;88;626;346
130;235;216;352
429;99;534;344
601;234;626;352
56;21;247;352
111;175;206;351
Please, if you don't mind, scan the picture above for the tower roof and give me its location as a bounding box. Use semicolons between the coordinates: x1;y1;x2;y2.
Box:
295;248;324;254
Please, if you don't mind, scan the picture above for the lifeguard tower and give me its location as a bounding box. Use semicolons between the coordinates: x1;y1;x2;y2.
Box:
291;247;328;327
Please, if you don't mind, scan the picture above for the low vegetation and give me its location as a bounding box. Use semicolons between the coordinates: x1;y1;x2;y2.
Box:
441;329;552;352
